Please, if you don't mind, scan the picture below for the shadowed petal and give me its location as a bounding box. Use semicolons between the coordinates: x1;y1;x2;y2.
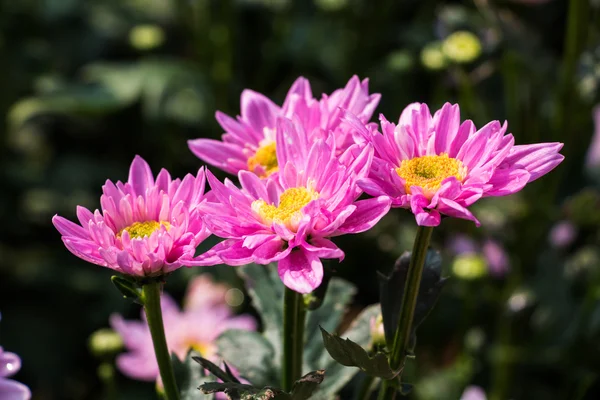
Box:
278;248;324;294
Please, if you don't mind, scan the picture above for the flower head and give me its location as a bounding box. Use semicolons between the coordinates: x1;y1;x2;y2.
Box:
52;156;211;277
355;103;564;226
191;117;391;293
187;76;380;177
442;31;482;64
461;386;487;400
0;347;31;400
111;278;255;384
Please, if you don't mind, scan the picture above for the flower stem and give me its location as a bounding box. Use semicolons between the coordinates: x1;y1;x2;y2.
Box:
282;287;306;392
379;225;434;400
142;281;180;400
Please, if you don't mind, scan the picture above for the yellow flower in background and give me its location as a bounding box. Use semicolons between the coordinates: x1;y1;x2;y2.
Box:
442;31;482;64
452;254;487;280
129;24;165;51
420;42;447;71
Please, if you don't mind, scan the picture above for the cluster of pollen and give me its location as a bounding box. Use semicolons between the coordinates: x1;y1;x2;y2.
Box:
252;187;318;229
247;141;278;178
396;153;466;195
117;220;171;239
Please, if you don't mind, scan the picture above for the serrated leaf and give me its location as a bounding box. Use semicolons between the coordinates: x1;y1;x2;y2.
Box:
304;278;356;370
193;356;236;383
312;304;380;400
289;370;325;400
320;327;397;379
379;250;447;348
110;275;142;302
238;264;284;366
200;382;288;400
216;330;277;387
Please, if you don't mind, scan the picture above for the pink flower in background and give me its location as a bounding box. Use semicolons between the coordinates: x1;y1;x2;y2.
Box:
188;75;380;177
53;156;213;277
184;275;229;310
0;347;30;400
111;280;255;384
549;220;577;248
461;386;486;400
190;118;391;293
585;106;600;170
482;239;510;277
354;102;564;226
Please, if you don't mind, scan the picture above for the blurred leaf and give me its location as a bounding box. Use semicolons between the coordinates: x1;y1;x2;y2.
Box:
379;250;447;348
216;330;277;387
320;326;396;379
172;351;212;400
304;278;356;370
239;264;284;365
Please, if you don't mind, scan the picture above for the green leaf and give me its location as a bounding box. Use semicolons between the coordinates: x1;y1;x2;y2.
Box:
171;351;212;399
312;304;380;400
289;370;325;400
320;327;397;379
378;250;447;348
110;275;142;302
304;278;356;370
200;382;288;400
238;264;284;366
193;356;236;383
216;330;277;387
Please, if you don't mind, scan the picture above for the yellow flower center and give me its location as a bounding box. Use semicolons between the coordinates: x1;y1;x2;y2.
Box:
396;153;466;196
118;221;170;239
252;187;318;230
247;141;278;178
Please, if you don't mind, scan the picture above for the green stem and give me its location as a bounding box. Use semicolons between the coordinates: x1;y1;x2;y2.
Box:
282;287;306;392
379;226;434;400
142;281;180;400
355;374;377;400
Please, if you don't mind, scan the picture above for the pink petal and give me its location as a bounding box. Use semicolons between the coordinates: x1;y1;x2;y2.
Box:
128;155;154;197
188;139;247;175
0;378;31;400
240;89;280;134
52;215;89;239
436;198;480;226
335;196;391;234
278;248;324;294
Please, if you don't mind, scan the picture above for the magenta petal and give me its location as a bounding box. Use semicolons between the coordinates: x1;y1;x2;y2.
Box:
0;352;20;378
278;248;324;294
502;142;564;182
410;194;441;226
436;198;480;226
485;168;530;197
335;196;391;234
52;215;89;239
0;378;31;400
188;139;247;175
240;89;279;134
128;155;155;197
253;237;289;264
302;237;344;260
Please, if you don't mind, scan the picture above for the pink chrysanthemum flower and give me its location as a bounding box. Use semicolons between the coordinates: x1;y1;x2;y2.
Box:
188;75;380;178
111;278;255;383
52;156;211;276
190;118;391;293
0;347;30;400
353;103;564;226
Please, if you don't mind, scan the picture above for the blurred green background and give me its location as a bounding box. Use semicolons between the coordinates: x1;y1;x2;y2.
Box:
1;0;600;399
